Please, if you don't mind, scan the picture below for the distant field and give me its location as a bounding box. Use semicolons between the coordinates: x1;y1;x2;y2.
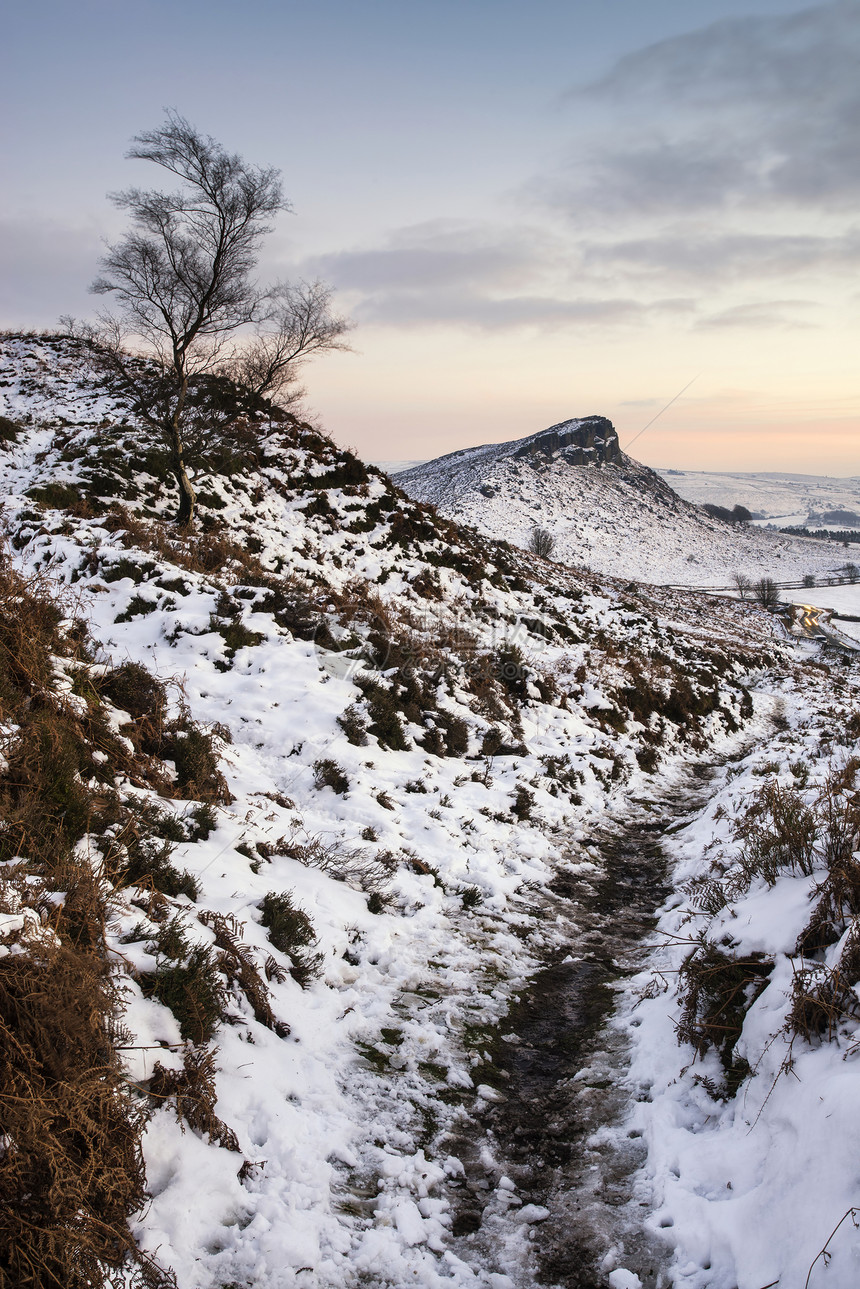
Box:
656;468;860;528
373;459;426;476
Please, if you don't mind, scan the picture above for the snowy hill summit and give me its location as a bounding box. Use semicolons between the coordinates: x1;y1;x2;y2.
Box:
395;418;844;587
395;414;622;502
410;414;622;482
501;414;621;466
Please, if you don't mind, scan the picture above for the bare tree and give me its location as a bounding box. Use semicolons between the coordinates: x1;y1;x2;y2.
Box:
845;562;859;584
528;527;555;560
732;572;753;601
802;573;817;588
755;577;781;609
227;280;351;407
90;111;351;525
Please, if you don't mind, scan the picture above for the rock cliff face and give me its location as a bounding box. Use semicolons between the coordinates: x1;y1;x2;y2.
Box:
510;415;620;466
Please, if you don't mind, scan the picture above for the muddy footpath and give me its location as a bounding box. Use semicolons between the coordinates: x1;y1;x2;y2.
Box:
444;765;721;1288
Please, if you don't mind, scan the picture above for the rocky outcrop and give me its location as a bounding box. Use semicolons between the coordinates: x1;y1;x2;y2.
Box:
392;415;837;585
511;416;620;466
395;416;624;510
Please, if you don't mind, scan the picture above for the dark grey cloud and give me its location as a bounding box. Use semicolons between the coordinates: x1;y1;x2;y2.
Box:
548;3;860;218
563;140;751;219
349;291;647;331
587;3;858;107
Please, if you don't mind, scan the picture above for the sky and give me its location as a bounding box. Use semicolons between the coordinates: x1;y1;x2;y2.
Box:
2;0;858;474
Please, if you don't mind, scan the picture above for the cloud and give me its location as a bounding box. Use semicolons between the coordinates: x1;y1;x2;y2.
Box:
694;300;818;330
586;3;859;109
305;10;860;338
547;3;860;218
581;228;860;281
311;220;546;293
350;290;650;331
547;139;754;220
309;220;696;331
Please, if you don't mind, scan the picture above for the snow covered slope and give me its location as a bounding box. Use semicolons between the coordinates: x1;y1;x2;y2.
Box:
394;421;845;588
3;334;860;1289
0;334;782;1287
621;671;860;1289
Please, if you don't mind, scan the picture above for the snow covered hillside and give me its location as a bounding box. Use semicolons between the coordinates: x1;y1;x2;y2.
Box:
656;468;860;531
3;333;860;1289
394;421;845;588
620;664;860;1289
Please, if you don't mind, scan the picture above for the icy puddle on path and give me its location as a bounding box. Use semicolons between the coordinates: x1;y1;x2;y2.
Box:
442;767;721;1289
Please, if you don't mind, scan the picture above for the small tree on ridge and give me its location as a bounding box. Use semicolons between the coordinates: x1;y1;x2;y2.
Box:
90;111;351;525
529;527;555;560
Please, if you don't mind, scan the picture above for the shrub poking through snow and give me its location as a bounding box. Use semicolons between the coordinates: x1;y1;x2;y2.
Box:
512;785;535;821
99;665;230;804
122;834;199;901
312;758;350;795
676;940;773;1079
269;829;393;893
141;920;226;1045
0;923;158;1289
787;939;860;1043
419;710;470;758
199;911;290;1033
337;703;369;746
494;643;529;701
0;412;21;445
100;659;167;722
355;678;409;751
185;802;218;841
675;760;860;1093
208;595;265;666
733;779;818;883
259;892;324;987
98;800;214;899
159;713;232;804
148;1048;240;1152
460;884;483;910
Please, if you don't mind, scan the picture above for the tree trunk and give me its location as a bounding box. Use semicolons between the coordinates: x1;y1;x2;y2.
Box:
168;377;195;527
171;445;196;526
